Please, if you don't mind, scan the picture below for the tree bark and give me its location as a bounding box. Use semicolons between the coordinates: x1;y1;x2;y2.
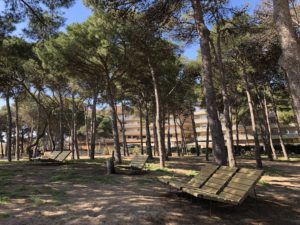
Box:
58;92;64;152
243;74;263;168
152;110;158;156
0;138;4;158
269;87;289;160
273;0;300;130
148;59;166;167
6;90;12;162
263;93;277;159
215;24;235;167
139;103;144;155
191;0;226;165
107;88;122;163
166;112;172;158
173;113;180;156
190;107;200;156
72;95;80;159
21;128;24;154
15;98;20;161
84;105;90;155
206;119;210;161
179;124;187;156
145;103;153;159
121;101;129;156
90;92;97;160
235;107;240;154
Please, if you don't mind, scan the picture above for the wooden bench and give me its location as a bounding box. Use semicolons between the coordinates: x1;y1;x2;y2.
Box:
116;155;149;172
158;164;219;190
32;151;61;161
160;165;263;206
54;151;71;162
182;167;264;205
32;151;71;164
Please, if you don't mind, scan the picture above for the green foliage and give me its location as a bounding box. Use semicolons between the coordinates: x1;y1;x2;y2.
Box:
0;213;10;219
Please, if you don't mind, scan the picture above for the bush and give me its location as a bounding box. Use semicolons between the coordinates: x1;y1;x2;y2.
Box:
189;147;196;154
275;144;300;154
130;146;141;155
201;148;212;154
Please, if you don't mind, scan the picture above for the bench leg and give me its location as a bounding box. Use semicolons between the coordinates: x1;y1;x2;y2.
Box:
209;200;212;217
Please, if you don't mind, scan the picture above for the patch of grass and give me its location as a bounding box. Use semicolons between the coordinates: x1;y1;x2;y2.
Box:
28;187;66;206
0;196;10;204
49;172;79;182
259;179;270;187
145;163;171;173
93;176;120;185
29;195;47;206
67;158;107;164
0;213;10;219
0;190;25;204
145;163;197;177
263;166;285;176
136;177;157;184
0;170;17;186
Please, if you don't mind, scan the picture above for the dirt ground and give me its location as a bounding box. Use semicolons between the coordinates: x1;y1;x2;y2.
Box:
0;156;299;225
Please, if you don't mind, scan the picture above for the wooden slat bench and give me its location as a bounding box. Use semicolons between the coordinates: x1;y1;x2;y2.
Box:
182;167;264;205
159;164;263;206
158;164;219;190
32;151;62;161
116;155;149;172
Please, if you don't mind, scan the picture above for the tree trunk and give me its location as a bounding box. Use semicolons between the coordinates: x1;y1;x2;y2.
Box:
58;92;64;152
269;87;289;160
161;105;167;160
148;59;166;167
139;103;144;155
166;112;171;158
34;91;41;157
72;96;80;159
243;124;250;146
121;101;129;156
258;116;273;161
190;107;200;156
173;113;180;156
235;108;240;154
47;118;55;151
74;121;80;159
254;86;274;161
84;105;90;155
145;104;153;159
0;138;4;158
215;25;235;167
26;122;48;160
206;119;210;161
243;74;263;168
70;127;75;160
179;125;187;156
15;98;20;161
21;128;24;154
110;101;121;163
90;92;97;160
263;93;277;159
6;90;12;162
191;0;226;165
273;0;300;129
152;110;158;156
